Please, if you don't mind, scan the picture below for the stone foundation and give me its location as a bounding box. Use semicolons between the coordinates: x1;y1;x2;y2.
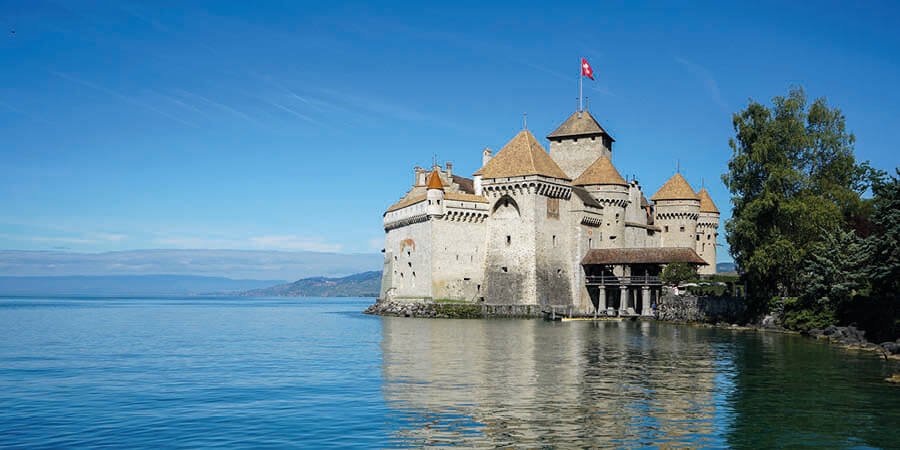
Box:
655;294;747;324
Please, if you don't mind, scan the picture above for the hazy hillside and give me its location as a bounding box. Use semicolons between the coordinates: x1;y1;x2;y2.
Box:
242;271;381;297
717;262;738;273
0;275;284;296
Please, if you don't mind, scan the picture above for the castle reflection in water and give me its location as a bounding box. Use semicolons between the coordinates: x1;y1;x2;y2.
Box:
378;318;729;447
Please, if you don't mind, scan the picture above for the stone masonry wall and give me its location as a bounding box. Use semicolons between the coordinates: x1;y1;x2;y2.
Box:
655;293;747;324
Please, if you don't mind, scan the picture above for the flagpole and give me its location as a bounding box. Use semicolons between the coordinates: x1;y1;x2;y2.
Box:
579;59;583;112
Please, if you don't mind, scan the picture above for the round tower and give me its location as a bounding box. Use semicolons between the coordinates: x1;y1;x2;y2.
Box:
425;168;445;217
573;155;629;248
651;173;701;249
696;188;720;274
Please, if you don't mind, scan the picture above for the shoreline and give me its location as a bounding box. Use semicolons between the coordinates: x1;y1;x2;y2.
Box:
365;300;900;362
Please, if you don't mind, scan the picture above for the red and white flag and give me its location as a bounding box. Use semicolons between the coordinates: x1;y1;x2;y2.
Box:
581;57;594;80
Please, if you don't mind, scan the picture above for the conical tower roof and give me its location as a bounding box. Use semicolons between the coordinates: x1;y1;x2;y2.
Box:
474;130;569;180
547;110;614;141
697;188;719;213
650;173;699;201
426;169;444;190
572;155;628;186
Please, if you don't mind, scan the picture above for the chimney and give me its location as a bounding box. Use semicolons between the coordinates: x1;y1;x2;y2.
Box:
445;162;453;179
482;148;492;167
414;166;425;186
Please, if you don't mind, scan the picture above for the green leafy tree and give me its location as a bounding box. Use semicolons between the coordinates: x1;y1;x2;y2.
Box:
721;86;872;306
866;169;900;295
661;262;697;286
798;227;868;315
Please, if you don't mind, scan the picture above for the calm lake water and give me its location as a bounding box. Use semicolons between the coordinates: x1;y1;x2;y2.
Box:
0;296;898;448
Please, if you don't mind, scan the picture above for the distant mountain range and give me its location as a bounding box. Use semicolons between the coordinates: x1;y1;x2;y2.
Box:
241;271;381;297
0;275;284;296
717;262;738;274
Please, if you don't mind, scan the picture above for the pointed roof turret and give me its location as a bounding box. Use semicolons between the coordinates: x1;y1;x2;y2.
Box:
546;110;615;141
474;130;570;180
426;169;444;190
572;155;628;186
697;188;719;213
650;173;699;201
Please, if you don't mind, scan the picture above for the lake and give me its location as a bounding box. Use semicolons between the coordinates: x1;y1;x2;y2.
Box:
0;296;897;448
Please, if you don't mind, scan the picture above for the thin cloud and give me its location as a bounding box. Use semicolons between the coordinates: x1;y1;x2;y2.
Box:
266;101;326;126
674;57;728;111
50;71;199;128
175;89;262;126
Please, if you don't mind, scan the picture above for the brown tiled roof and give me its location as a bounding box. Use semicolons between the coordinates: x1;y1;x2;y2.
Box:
385;194;426;213
445;192;488;203
572;186;603;209
581;247;708;265
697;188;719;213
477;130;570;180
426;169;444;190
650;173;699;201
547;110;614;141
451;175;475;194
572;155;628;186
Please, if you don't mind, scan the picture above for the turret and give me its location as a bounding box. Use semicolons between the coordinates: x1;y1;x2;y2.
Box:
651;173;701;249
573;155;629;248
696;188;720;274
547;110;615;179
426;169;444;216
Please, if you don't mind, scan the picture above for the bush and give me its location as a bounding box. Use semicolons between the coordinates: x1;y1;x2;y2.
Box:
661;262;697;286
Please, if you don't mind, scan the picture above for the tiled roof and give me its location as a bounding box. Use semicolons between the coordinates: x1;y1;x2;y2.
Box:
650;173;699;201
572;155;628;186
385;194;426;213
451;175;475;194
547;110;614;141
426;169;444;190
445;192;488;203
581;247;708;265
572;186;603;209
697;188;719;213
476;130;570;180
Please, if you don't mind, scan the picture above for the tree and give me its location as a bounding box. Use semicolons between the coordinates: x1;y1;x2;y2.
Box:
661;262;697;286
866;169;900;296
721;86;872;307
798;227;868;315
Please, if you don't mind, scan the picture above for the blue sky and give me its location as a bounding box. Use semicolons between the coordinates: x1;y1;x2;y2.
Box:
2;0;899;264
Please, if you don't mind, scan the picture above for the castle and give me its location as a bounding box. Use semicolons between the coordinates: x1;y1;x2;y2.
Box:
378;109;719;316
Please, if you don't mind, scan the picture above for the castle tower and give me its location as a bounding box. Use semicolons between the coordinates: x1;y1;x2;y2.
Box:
651;173;701;250
546;110;615;180
425;168;445;217
572;155;629;248
696;188;720;275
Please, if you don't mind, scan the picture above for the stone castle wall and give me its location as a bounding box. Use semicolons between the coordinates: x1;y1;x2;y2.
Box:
548;137;611;179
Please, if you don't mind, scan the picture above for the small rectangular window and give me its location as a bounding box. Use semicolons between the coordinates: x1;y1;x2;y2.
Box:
665;226;669;232
552;235;557;247
506;235;511;246
501;266;508;273
680;226;685;232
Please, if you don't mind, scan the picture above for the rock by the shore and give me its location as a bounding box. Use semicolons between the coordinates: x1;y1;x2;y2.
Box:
364;300;483;319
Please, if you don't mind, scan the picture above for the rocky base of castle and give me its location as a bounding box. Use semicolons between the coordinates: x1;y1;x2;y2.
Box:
364;301;484;319
655;294;747;324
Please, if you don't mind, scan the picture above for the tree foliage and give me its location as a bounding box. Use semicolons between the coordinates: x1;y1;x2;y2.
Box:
721;86;873;304
798;227;868;314
661;262;697;286
866;169;900;295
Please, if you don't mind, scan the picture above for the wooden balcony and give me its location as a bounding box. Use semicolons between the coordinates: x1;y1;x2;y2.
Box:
585;275;662;286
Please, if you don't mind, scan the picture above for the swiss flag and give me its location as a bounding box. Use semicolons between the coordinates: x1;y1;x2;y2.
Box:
581;58;594;80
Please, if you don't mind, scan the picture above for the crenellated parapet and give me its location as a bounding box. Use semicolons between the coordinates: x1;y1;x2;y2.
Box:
482;178;572;200
384;213;429;231
442;211;488;223
657;211;701;221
